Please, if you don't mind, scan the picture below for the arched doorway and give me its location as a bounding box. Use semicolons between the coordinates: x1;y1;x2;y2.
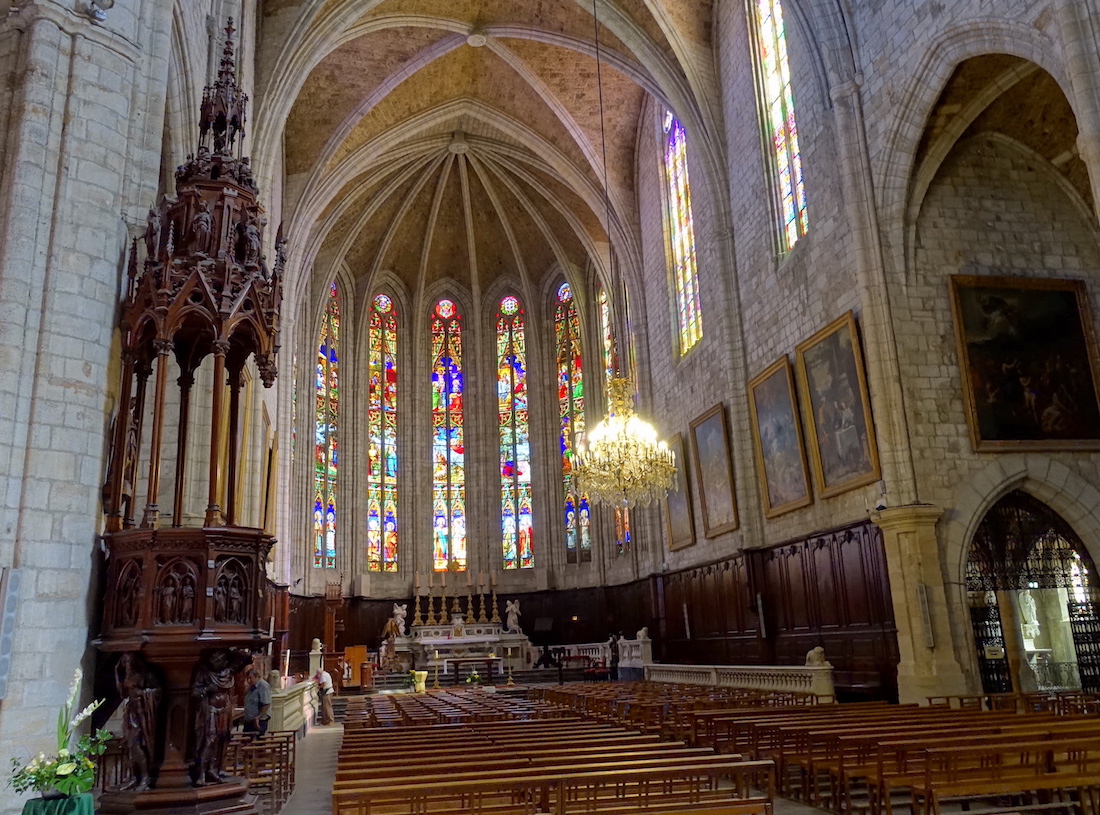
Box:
966;490;1100;694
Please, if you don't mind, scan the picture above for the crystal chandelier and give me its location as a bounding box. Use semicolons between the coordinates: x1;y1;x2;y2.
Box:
576;377;677;508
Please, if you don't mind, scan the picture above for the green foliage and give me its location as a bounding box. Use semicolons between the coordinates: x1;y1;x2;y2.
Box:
9;669;112;797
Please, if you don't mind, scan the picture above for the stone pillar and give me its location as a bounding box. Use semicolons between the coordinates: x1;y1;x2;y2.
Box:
0;4;170;813
1054;0;1100;219
872;505;970;703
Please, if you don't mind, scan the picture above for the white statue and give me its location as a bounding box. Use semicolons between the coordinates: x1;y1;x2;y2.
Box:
505;599;521;633
636;626;649;640
1019;590;1040;641
310;637;323;653
391;602;408;637
805;646;831;667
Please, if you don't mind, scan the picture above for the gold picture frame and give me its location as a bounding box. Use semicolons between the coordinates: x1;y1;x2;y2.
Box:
795;311;881;498
664;433;696;551
949;275;1100;451
688;405;739;537
747;357;812;518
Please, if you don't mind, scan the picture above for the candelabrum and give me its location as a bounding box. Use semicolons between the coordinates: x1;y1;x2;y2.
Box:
433;660;440;689
465;589;474;620
507;666;515;686
477;592;488;623
451;591;461;615
490;589;501;624
424;588;436;625
412;593;424;626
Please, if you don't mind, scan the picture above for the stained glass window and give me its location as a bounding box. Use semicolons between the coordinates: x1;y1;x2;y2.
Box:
314;282;339;569
431;299;466;571
752;0;808;250
498;296;534;570
598;288;630;555
366;294;398;573
556;282;591;563
663;113;703;354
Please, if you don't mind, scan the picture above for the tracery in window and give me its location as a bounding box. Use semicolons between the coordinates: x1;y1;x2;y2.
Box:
751;0;808;250
314;282;339;569
663;113;703;353
497;296;534;570
366;294;398;573
556;282;591;563
431;299;466;571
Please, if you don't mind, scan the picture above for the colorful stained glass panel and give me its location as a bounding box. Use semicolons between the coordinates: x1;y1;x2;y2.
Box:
663;115;703;354
314;282;339;569
556;283;591;563
498;297;533;570
366;293;398;572
431;299;466;571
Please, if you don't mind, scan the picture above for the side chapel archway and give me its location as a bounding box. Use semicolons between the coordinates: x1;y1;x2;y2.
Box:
966;490;1100;695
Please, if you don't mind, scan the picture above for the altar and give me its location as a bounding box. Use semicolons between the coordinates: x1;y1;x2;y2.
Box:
383;590;534;680
443;656;505;684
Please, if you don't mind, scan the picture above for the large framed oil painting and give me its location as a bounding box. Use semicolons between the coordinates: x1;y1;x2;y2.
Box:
747;357;812;518
795;311;881;498
664;433;696;551
949;275;1100;451
688;405;738;537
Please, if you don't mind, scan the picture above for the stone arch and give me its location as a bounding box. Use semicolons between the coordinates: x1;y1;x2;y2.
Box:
877;21;1067;279
941;455;1100;594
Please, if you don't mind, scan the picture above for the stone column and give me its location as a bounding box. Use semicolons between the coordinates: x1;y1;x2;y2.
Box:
872;505;970;703
0;3;171;813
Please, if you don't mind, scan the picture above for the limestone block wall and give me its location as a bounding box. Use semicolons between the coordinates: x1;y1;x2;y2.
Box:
0;2;172;812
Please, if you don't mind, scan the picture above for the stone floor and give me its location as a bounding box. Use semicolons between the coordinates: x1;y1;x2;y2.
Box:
279;723;343;815
277;722;827;815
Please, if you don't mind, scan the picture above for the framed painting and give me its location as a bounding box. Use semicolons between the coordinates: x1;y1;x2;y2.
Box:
689;405;739;537
949;275;1100;451
664;433;696;551
747;357;812;518
795;311;881;498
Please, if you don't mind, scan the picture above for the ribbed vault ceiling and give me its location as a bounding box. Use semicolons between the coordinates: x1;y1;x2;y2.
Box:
261;0;712;303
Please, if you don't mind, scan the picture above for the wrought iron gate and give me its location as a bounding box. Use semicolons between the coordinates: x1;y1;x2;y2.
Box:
969;599;1012;694
1069;601;1100;694
967;491;1100;695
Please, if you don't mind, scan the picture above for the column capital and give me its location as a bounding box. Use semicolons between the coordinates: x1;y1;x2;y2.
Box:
871;503;943;533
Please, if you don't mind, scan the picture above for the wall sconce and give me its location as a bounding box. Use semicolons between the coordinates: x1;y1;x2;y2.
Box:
81;0;114;22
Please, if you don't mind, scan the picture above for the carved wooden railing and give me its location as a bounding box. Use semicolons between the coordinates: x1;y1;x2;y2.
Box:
645;663;836;698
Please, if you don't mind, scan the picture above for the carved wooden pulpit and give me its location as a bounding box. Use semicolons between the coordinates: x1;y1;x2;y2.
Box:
95;20;283;815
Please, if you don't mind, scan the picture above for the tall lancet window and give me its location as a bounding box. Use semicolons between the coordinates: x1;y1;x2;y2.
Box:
497;296;534;570
556;282;591;563
751;0;808;250
314;282;340;569
366;294;398;573
598;287;629;555
431;299;466;571
663;113;703;354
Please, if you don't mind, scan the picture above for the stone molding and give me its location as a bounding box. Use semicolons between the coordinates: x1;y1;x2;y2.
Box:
645;662;836;699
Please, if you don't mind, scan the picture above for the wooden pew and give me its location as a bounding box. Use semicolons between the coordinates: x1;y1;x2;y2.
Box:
331;757;776;815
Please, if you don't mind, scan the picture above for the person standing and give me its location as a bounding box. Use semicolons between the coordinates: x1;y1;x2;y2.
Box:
315;668;335;725
242;668;271;738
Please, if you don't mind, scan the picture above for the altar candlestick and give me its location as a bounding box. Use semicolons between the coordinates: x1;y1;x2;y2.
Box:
467;570;473;588
428;570;434;588
479;572;486;590
415;571;421;591
441;571;446;590
490;572;497;588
